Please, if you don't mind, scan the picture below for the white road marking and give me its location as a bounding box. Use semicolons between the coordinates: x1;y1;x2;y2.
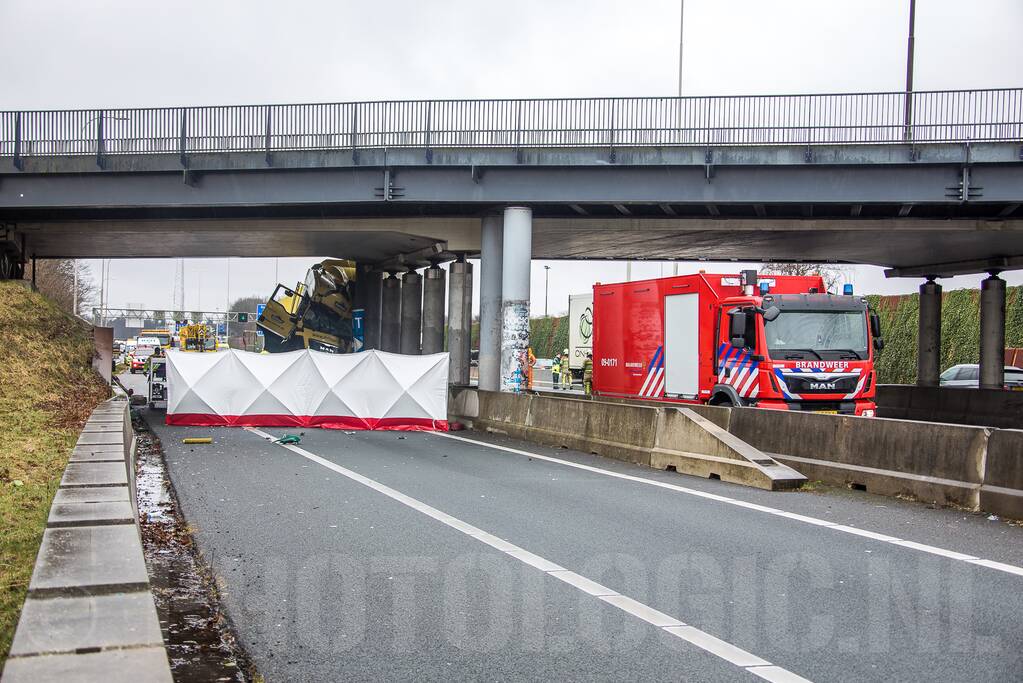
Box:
247;427;810;681
431;431;1023;579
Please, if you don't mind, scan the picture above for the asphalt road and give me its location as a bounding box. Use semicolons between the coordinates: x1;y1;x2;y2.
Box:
123;374;1023;682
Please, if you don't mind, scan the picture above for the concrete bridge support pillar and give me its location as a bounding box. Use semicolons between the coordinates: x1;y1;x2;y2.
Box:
362;268;383;351
980;273;1006;389
421;265;446;355
400;271;423;354
478;215;504;392
447;259;473;385
917;278;942;387
380;273;402;353
500;206;532;392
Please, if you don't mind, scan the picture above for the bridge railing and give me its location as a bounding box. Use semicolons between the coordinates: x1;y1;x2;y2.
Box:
1;89;1021;161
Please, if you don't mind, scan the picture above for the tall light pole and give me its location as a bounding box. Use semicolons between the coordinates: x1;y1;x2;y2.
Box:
903;0;917;140
544;265;550;317
673;0;684;278
678;0;685;97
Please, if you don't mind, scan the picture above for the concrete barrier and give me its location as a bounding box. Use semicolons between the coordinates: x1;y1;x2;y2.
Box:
454;388;1023;517
877;384;1023;429
457;390;805;490
2;398;171;682
727;408;989;509
981;429;1023;519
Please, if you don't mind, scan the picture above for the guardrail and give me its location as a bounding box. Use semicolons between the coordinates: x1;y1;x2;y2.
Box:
1;89;1021;166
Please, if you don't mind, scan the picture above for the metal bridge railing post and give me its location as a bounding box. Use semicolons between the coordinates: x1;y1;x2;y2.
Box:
179;109;188;167
13;112;22;170
264;106;273;166
96;111;105;169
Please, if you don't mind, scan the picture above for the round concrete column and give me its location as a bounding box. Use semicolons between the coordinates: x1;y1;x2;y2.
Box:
380;273;402;353
500;206;532;392
917;278;942;387
400;271;423;355
980;273;1006;390
421;265;446;355
447;260;473;385
362;268;383;351
478;215;504;392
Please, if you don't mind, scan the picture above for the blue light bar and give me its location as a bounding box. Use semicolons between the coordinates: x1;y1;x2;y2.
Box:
843;284;854;295
759;282;770;295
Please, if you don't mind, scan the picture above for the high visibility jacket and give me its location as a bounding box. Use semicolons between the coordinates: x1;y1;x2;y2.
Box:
583;358;593;381
551;359;561;374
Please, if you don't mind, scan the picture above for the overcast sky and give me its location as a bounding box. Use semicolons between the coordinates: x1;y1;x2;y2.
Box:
3;0;1021;316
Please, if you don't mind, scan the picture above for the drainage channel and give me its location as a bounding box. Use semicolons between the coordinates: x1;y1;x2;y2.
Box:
133;408;258;682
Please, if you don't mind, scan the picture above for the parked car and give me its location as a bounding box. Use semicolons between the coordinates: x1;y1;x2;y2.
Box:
939;364;1023;390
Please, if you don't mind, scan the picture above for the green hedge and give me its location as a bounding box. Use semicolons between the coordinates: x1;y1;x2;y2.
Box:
469;316;569;359
867;285;1023;384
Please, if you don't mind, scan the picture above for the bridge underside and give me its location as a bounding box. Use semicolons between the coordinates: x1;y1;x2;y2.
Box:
9;214;1023;274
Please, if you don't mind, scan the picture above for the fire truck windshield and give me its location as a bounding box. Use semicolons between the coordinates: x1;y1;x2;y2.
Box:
764;310;868;360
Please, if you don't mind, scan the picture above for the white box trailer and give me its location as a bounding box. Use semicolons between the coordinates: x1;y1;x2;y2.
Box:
567;292;594;377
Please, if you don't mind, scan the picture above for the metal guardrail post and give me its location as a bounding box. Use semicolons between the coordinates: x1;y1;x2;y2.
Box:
12;111;22;170
515;100;522;163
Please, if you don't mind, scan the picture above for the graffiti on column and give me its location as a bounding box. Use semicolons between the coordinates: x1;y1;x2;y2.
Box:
500;301;530;392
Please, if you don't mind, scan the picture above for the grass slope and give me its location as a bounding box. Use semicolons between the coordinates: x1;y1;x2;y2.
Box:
0;282;109;661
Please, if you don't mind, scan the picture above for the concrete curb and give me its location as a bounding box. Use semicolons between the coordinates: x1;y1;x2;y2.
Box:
1;398;172;682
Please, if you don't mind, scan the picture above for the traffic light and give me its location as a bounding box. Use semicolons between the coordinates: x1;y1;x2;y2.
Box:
237;312;248;323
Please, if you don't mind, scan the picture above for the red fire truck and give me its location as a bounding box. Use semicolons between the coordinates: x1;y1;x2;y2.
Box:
591;270;883;416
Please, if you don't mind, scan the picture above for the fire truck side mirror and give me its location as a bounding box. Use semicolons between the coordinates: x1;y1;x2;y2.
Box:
729;311;748;348
762;306;781;322
869;312;882;339
873;337;885;352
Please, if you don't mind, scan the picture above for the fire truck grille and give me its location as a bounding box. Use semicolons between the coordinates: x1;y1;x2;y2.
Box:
783;375;859;394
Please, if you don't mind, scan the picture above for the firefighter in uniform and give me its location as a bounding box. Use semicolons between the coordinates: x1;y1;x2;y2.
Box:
561;349;572;389
583;352;593;395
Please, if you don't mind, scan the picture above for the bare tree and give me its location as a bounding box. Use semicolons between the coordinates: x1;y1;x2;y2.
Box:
26;259;95;316
759;263;849;293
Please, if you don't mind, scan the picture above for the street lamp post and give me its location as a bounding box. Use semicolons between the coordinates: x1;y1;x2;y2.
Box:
904;0;917;141
544;265;550;317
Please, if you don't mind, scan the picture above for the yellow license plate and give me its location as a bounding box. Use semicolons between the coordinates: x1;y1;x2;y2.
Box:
814;410;839;414
1012;386;1023;391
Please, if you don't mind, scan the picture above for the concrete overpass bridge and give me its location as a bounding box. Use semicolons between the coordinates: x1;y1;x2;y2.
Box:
2;88;1022;387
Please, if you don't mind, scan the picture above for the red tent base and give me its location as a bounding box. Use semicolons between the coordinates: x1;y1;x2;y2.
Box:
166;414;448;431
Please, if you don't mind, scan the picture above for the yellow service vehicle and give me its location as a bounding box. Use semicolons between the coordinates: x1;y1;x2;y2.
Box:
257;259;356;354
178;323;217;352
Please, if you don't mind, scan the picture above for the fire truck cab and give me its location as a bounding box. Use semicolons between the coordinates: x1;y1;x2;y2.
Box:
591;270;883;416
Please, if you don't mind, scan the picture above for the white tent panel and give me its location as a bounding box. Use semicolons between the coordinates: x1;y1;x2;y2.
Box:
166;349;449;430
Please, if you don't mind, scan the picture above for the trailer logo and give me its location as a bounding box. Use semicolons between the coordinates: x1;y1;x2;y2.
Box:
809;381;837;390
579;306;593;341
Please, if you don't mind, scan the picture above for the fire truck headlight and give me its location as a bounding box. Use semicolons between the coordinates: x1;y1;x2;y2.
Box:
862;409;875;417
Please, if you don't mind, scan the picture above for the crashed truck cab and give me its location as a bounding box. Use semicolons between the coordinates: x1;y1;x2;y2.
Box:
719;289;882;416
